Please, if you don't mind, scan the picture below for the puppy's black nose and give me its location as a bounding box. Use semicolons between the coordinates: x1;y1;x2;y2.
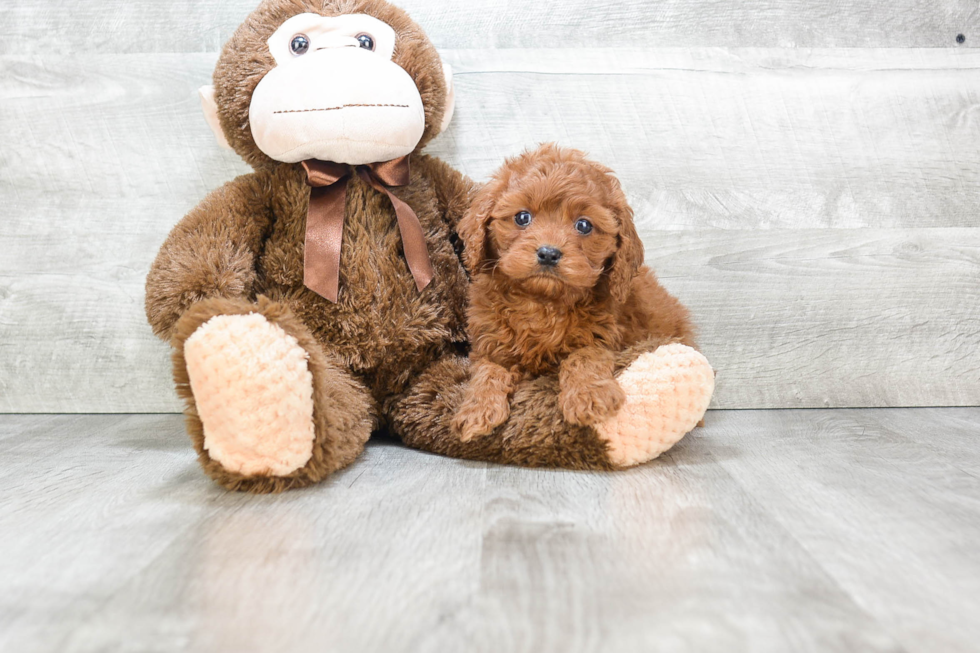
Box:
537;246;563;267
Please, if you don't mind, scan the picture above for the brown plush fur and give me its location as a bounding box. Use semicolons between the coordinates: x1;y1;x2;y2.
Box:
453;145;695;440
385;354;617;469
146;0;682;492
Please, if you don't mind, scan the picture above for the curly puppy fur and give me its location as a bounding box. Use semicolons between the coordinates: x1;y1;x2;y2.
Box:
453;144;695;441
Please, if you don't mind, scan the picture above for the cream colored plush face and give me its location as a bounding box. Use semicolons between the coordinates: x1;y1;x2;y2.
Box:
247;13;427;165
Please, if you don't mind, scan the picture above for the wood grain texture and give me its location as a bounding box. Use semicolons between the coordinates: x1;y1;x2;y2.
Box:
692;409;980;653
0;0;977;54
660;228;980;409
2;47;979;411
871;407;980;464
441;48;980;230
1;410;978;652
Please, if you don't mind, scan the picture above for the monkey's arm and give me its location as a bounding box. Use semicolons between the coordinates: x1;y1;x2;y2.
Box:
416;154;476;230
145;172;274;340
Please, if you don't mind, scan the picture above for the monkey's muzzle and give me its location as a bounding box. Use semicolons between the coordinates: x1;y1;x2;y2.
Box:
249;47;426;165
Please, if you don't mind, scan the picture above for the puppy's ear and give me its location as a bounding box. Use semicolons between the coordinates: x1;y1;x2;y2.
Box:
607;203;644;303
458;182;498;273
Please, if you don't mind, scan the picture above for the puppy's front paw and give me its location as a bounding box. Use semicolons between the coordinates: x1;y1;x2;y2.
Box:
560;379;626;426
453;395;511;442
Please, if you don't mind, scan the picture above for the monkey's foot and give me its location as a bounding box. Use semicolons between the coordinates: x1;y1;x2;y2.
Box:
596;343;714;467
184;313;316;477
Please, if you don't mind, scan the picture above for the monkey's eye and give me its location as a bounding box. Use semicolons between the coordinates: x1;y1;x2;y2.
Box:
290;34;310;55
574;218;593;235
514;211;532;228
356;33;375;51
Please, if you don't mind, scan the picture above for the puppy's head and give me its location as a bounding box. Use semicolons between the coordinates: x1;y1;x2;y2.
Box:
459;144;643;302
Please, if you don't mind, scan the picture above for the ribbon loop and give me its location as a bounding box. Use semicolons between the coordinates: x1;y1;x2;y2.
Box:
302;160;348;187
301;156;434;303
368;157;412;187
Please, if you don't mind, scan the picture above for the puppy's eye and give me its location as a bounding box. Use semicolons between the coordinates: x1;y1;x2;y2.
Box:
574;218;593;235
356;33;375;51
290;34;310;55
515;211;532;228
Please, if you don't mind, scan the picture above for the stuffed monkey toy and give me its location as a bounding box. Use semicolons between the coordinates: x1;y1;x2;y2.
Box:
145;0;715;493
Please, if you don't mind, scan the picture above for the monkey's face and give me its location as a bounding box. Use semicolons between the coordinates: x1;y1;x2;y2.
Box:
203;0;454;168
249;13;425;165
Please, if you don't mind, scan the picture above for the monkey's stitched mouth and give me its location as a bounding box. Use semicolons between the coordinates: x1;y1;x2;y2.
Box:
273;103;410;114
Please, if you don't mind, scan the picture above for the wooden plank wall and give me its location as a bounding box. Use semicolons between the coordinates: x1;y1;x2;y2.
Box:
1;0;978;412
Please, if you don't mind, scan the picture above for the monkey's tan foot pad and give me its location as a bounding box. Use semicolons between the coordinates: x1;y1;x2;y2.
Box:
184;313;316;477
596;343;714;467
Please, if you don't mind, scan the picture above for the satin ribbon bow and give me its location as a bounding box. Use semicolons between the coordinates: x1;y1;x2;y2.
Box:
301;156;435;302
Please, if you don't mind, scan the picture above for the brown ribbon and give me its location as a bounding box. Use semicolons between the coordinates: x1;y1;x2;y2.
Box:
301;156;434;302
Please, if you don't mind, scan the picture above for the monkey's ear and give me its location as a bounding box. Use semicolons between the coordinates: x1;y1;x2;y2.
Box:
199;85;233;150
438;61;456;135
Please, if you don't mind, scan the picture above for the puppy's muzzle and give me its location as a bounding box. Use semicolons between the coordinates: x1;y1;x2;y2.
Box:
537;246;563;267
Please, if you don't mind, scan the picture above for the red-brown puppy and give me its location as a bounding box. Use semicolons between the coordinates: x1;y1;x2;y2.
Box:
453;144;695;441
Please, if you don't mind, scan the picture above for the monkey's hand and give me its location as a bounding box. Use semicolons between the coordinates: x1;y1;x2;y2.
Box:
145;172;273;340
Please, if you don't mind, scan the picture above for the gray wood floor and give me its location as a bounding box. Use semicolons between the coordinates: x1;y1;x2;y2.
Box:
1;409;978;653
